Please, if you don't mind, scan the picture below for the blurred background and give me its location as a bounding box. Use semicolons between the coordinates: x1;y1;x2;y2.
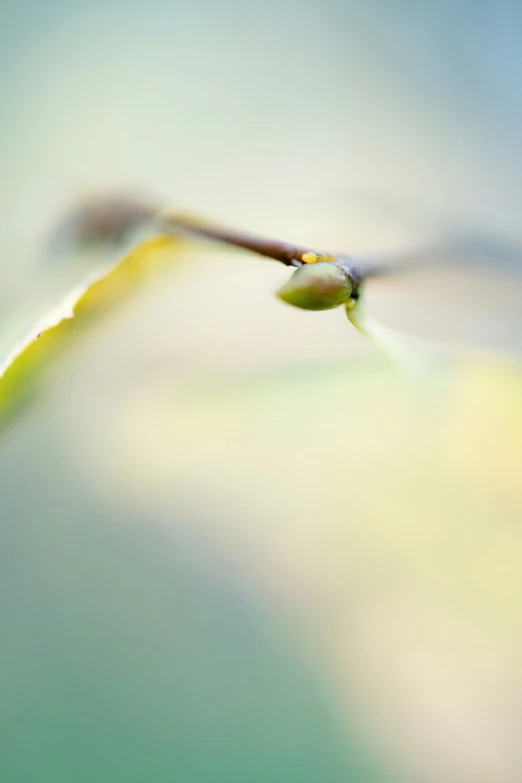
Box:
1;1;522;781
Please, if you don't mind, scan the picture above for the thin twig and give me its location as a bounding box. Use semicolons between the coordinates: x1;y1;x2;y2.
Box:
56;195;385;294
158;212;337;268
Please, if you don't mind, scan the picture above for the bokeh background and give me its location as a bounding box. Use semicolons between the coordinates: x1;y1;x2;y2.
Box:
1;1;522;781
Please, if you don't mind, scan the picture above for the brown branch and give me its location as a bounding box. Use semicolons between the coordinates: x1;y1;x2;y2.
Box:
158;212;337;268
53;194;380;295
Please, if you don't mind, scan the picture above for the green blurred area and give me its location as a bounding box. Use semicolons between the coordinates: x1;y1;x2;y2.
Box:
2;1;522;782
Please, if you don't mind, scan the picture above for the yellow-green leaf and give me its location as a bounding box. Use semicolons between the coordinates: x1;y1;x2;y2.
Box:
0;233;181;431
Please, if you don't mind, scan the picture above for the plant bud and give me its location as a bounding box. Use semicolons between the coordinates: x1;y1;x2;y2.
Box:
276;262;352;311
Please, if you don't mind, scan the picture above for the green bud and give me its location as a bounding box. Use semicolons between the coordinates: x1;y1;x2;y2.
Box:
276;262;352;311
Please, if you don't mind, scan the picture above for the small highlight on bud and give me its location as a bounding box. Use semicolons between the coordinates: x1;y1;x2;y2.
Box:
276;262;353;311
